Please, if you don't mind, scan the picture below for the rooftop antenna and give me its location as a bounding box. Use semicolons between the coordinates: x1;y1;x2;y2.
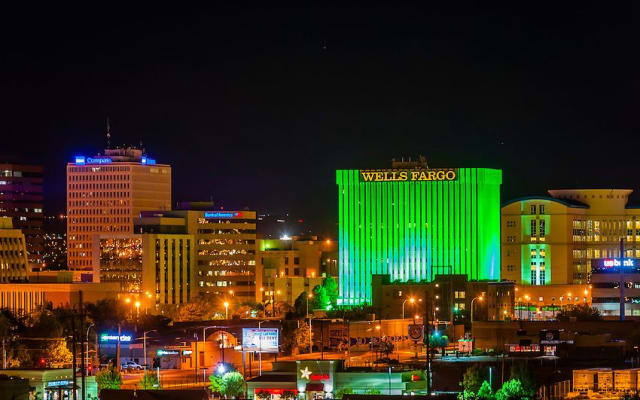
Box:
106;117;111;149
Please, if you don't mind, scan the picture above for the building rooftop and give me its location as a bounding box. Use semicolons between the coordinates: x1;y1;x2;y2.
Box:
501;195;589;209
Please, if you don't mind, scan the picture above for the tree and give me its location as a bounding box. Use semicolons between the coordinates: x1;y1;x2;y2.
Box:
86;299;128;330
366;389;381;395
138;371;160;389
137;314;172;332
282;321;312;355
462;364;486;395
46;340;73;366
312;285;330;310
323;276;339;307
209;374;225;394
221;371;245;398
556;303;602;321
429;334;449;355
495;379;529;400
95;367;122;392
510;362;537;397
294;291;311;317
477;381;494;400
176;302;206;321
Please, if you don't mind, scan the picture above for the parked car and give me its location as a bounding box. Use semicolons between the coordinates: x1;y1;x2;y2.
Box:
121;361;143;371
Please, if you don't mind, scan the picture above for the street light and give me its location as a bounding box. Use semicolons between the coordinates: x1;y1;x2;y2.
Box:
402;297;416;319
224;301;229;320
86;323;94;372
143;330;157;371
524;295;531;320
307;293;313;353
470;295;484;323
135;301;141;318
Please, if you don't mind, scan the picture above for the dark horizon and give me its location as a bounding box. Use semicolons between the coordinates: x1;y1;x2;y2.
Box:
3;4;640;237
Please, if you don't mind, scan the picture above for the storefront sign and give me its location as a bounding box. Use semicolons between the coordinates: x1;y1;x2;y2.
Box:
359;169;457;182
310;374;330;381
408;324;424;341
47;380;71;387
157;349;180;356
182;350;193;355
242;328;279;353
204;211;242;219
100;333;132;343
591;258;639;273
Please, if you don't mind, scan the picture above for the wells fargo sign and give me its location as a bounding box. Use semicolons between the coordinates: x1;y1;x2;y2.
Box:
360;169;457;182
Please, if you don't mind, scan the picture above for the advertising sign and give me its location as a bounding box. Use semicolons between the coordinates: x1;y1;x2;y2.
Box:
408;324;424;342
359;169;457;182
242;328;279;353
99;333;132;343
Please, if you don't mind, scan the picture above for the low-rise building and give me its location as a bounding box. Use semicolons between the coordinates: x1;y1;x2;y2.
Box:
0;216;29;282
0;368;97;400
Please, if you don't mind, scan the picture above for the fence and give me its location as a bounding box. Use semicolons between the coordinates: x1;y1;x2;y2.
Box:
537;380;571;400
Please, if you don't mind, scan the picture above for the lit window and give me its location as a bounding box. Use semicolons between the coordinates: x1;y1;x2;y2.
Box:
531;205;536;214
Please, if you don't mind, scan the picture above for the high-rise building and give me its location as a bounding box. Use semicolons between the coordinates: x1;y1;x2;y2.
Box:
0;163;44;264
66;147;171;270
336;161;502;305
501;189;640;285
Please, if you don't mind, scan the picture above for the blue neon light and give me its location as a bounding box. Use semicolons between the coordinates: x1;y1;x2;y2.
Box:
204;211;241;219
141;156;156;165
75;156;86;165
100;333;132;343
86;157;112;164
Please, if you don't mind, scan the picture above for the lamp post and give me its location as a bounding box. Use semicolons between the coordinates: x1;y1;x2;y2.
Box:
224;301;229;320
86;323;94;373
273;290;281;317
470;295;484;323
135;301;141;319
202;325;217;372
143;329;156;371
524;295;531;320
307;293;314;353
402;297;416;319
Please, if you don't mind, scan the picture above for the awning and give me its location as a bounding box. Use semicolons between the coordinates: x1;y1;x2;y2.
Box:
306;383;325;392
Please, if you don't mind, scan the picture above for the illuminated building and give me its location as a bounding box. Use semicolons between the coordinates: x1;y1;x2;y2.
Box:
371;274;514;321
66;147;171;270
501;189;640;286
0;163;44;264
513;283;591;320
94;231;196;307
590;257;640;317
0;217;29;282
139;204;257;302
337;161;502;305
256;237;336;305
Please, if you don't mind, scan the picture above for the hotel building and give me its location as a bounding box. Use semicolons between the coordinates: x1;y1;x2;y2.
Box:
501;189;640;286
336;161;502;305
0;163;44;264
66;147;171;270
0;216;29;282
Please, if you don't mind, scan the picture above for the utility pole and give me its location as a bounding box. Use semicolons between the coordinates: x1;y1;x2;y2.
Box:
116;324;121;372
72;311;77;400
620;238;626;321
80;291;86;400
424;290;431;396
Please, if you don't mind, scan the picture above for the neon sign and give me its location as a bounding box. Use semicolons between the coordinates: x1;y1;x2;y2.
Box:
47;380;71;387
157;349;180;356
141;156;156;165
74;156;112;165
310;374;330;381
204;211;242;219
100;334;132;343
360;169;457;182
603;259;634;267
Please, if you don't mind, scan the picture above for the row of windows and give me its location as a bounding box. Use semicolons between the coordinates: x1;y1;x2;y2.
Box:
68;191;130;199
68;174;130;181
68;183;131;191
198;239;256;245
197;229;257;235
529;205;545;214
69;225;130;232
68;200;129;207
198;249;255;256
69;217;131;224
69;208;130;215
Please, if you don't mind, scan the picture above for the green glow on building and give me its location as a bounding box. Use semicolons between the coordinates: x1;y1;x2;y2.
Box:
336;168;502;305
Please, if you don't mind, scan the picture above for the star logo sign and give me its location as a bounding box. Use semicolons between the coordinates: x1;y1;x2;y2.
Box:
300;366;312;380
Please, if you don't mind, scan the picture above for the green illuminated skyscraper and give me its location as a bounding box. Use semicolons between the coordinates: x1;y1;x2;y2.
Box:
336;167;502;305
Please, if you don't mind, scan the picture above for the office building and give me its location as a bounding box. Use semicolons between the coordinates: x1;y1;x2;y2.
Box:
0;217;29;282
256;237;337;305
501;189;640;286
66;147;171;269
337;159;502;305
0;163;44;264
138;205;258;302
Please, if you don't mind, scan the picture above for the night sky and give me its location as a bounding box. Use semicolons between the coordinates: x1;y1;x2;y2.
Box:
2;4;639;237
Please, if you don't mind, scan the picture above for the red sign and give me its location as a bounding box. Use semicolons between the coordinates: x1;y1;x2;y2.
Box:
310;374;330;381
255;389;298;395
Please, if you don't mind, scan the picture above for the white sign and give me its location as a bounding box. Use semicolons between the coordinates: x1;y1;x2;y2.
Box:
242;328;279;353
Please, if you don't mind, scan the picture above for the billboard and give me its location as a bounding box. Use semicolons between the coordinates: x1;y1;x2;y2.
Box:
242;328;279;353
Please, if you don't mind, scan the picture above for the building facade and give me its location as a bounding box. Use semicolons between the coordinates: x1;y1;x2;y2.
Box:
501;189;640;286
139;206;258;303
337;164;502;305
0;217;29;282
256;238;337;305
0;163;44;264
590;257;640;318
66;147;171;269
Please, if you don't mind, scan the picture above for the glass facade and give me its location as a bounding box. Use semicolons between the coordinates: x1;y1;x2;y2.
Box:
336;168;502;305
